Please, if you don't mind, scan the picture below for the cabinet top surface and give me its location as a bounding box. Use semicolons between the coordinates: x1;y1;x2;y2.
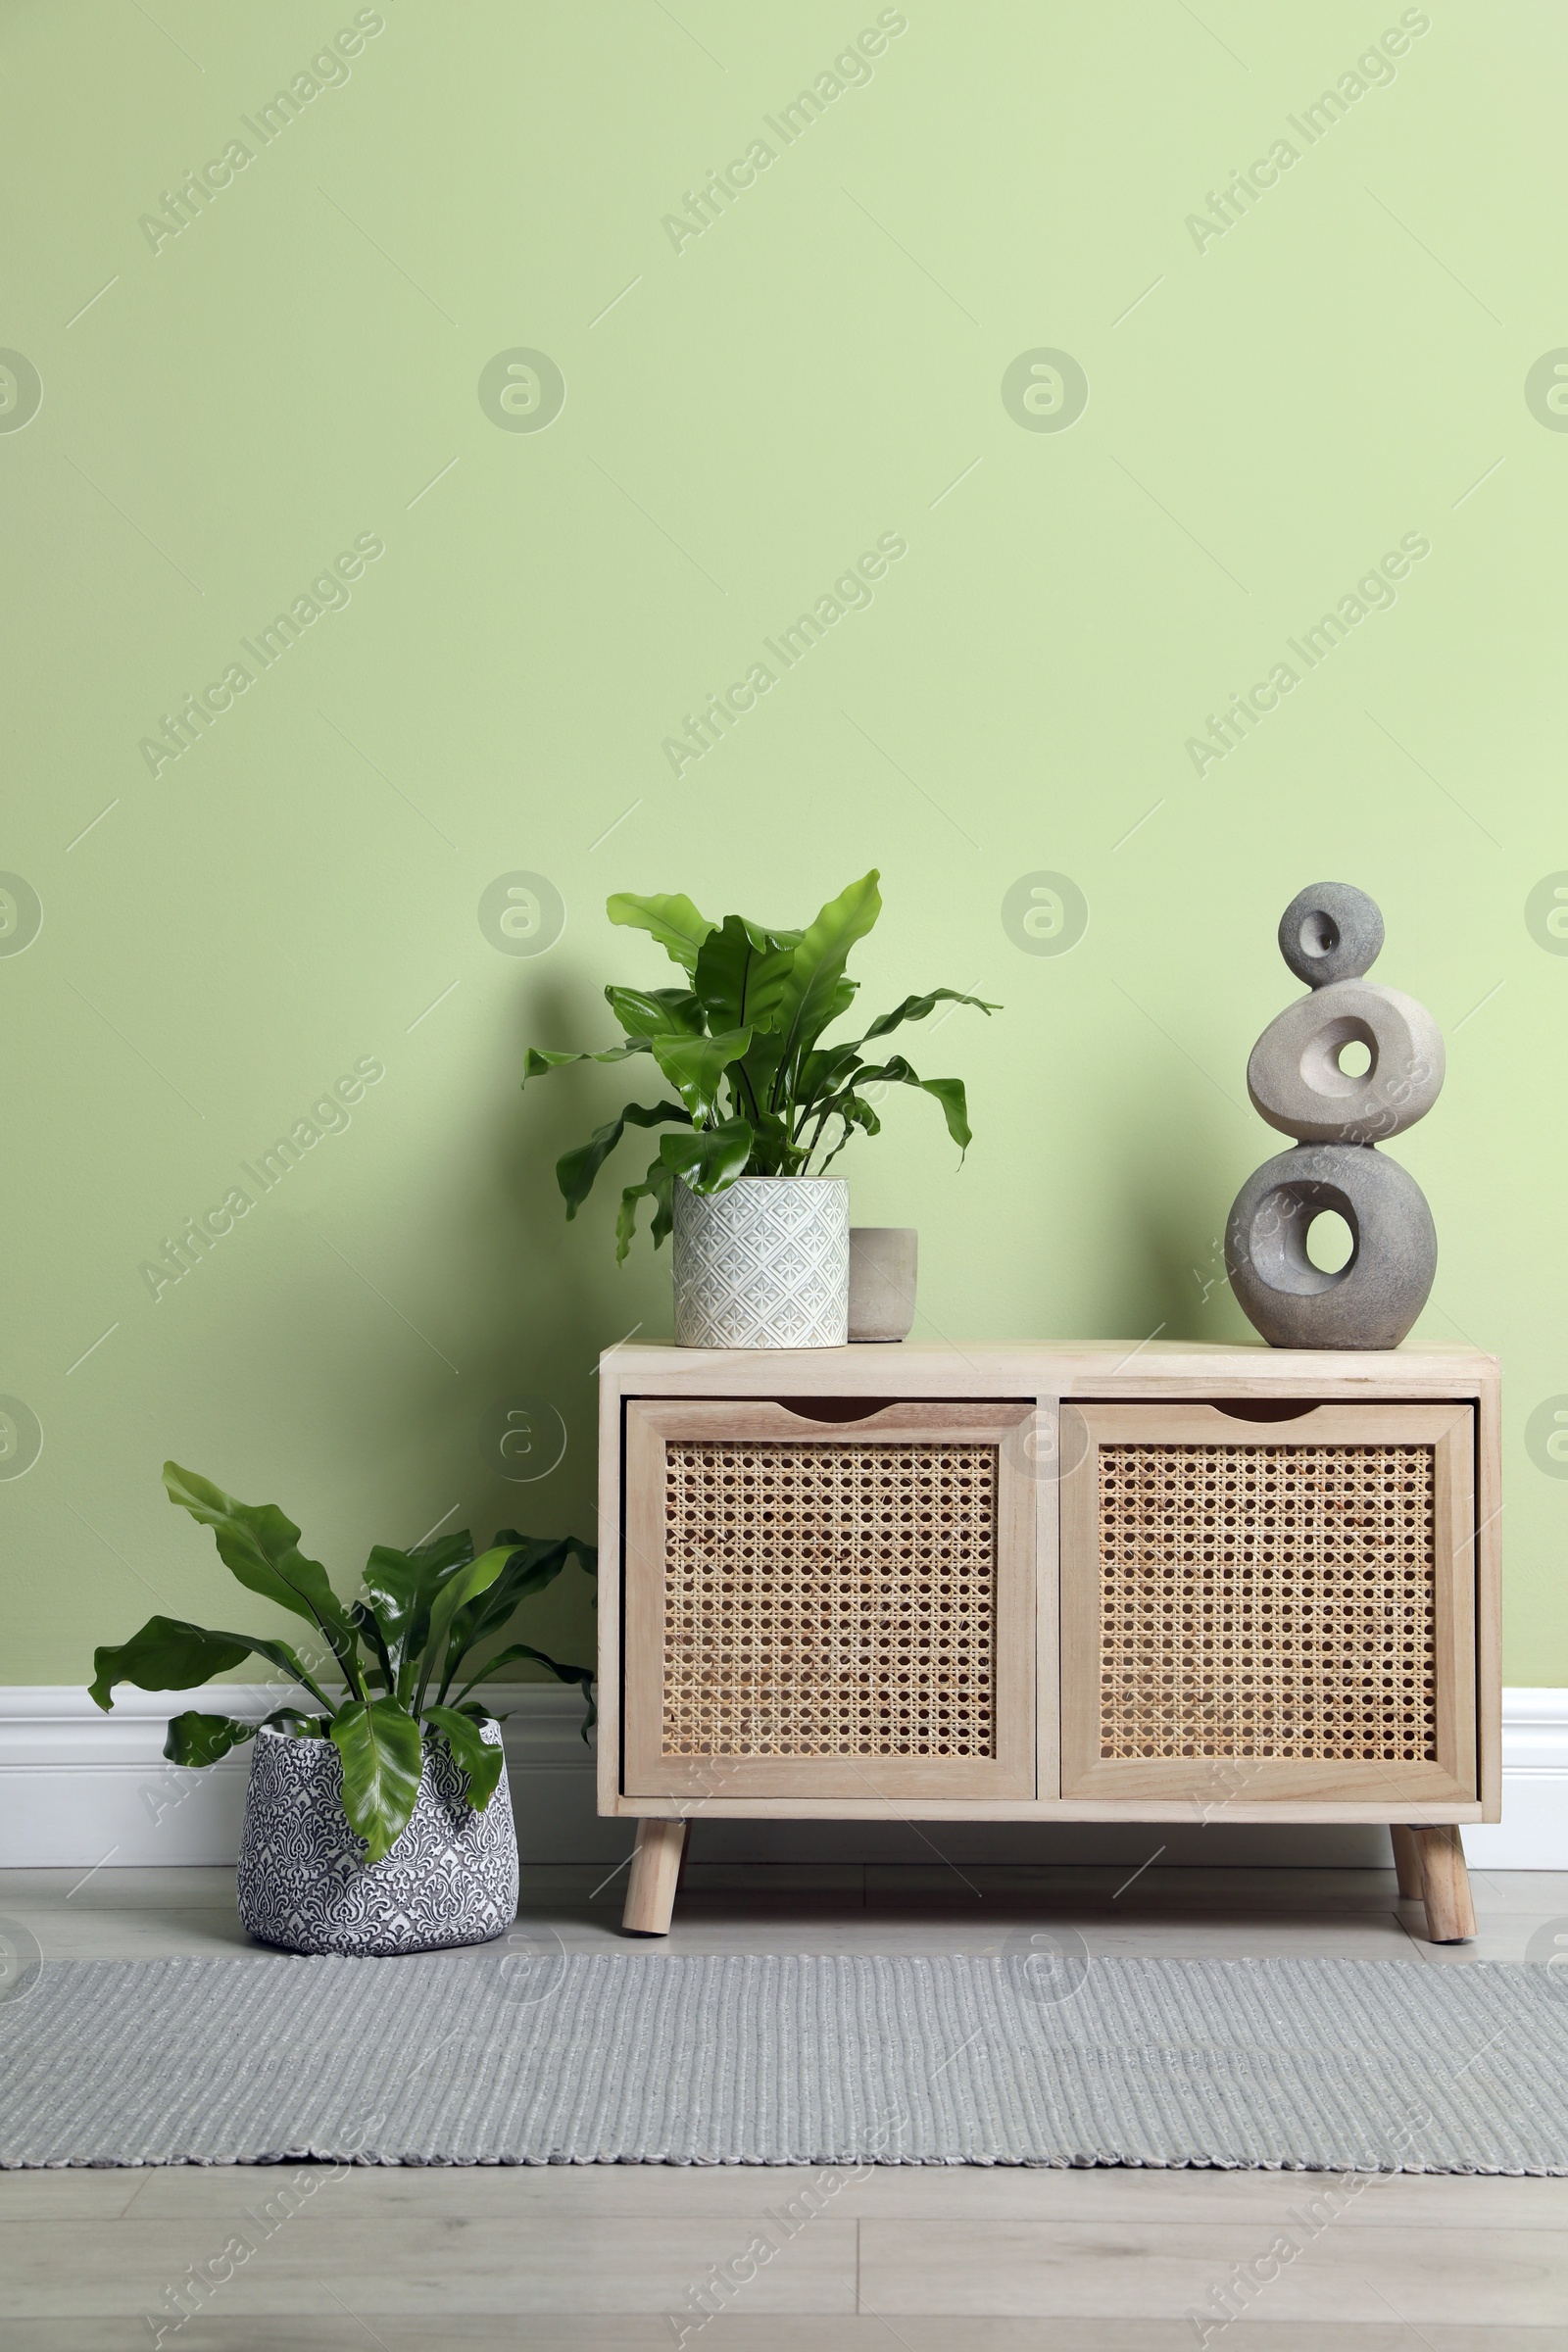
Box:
601;1339;1498;1393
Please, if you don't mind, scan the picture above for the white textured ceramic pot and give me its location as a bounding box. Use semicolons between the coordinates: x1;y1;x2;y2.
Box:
672;1175;850;1348
237;1722;517;1957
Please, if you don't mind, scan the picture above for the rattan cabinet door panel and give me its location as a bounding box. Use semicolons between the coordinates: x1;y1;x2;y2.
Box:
622;1400;1037;1800
1059;1402;1477;1805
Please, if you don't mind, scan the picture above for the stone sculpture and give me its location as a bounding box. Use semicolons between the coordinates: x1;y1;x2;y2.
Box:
1225;882;1443;1350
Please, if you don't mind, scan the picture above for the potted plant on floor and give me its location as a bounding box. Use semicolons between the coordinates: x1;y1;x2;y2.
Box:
523;869;996;1347
89;1463;595;1956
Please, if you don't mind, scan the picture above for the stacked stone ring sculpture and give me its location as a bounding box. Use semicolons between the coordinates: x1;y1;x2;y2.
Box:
1225;883;1443;1349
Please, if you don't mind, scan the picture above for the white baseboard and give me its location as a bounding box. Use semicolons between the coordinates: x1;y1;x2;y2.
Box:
2;1686;1565;1871
0;1684;602;1870
1461;1690;1568;1870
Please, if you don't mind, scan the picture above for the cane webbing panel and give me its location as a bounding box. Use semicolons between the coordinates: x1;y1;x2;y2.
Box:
662;1441;998;1758
1098;1444;1438;1763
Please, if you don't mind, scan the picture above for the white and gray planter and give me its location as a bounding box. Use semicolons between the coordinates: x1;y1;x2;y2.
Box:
236;1722;517;1957
672;1174;849;1348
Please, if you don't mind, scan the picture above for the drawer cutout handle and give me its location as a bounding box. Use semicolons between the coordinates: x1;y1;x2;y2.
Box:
1207;1399;1324;1423
777;1397;896;1422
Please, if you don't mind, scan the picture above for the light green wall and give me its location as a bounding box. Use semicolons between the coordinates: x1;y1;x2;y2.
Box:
3;1;1563;1686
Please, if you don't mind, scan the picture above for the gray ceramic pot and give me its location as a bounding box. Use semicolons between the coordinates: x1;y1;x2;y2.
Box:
236;1722;517;1957
848;1226;918;1342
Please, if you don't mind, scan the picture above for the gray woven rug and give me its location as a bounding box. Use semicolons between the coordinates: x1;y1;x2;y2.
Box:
3;1952;1566;2172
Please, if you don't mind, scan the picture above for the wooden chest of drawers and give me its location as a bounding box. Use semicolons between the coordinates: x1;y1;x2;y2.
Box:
597;1342;1500;1942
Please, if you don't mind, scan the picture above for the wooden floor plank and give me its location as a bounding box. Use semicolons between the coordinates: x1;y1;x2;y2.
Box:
1;2316;1566;2350
858;2216;1568;2325
0;2214;858;2320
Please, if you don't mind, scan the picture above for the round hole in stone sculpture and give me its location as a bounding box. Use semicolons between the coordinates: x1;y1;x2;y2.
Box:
1304;1208;1355;1273
1337;1039;1372;1077
1299;911;1341;961
1246;1177;1360;1297
1298;1013;1379;1099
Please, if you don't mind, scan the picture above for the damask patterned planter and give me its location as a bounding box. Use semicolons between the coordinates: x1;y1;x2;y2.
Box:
672;1175;849;1348
237;1722;517;1957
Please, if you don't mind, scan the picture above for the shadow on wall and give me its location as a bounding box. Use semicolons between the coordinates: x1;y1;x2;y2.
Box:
114;963;650;1691
429;963;673;1673
1039;1102;1255;1347
1114;1144;1259;1346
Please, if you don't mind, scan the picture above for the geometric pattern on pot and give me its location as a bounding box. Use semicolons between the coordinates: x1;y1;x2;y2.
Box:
673;1175;849;1349
236;1722;517;1957
1225;1141;1439;1351
1226;882;1443;1350
1247;979;1445;1144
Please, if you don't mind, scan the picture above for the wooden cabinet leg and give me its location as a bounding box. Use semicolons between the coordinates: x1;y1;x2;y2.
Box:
1414;1825;1477;1944
1390;1826;1426;1900
622;1819;687;1936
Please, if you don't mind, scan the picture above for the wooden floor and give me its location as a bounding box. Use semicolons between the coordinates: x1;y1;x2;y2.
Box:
2;1860;1565;2350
